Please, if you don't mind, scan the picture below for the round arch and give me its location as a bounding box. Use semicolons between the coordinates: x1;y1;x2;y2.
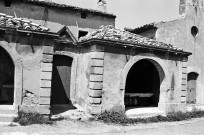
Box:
0;41;22;108
120;53;170;109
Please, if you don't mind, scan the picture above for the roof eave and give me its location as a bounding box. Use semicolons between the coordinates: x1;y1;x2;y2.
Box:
79;38;192;56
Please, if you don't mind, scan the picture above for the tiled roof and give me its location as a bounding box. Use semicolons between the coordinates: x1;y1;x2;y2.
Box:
0;13;49;32
11;0;116;18
79;25;183;51
125;22;161;34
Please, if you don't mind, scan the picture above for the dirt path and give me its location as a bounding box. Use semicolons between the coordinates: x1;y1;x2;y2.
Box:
1;117;204;135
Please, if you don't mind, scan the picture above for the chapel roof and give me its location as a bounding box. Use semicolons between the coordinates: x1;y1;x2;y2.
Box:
79;25;184;52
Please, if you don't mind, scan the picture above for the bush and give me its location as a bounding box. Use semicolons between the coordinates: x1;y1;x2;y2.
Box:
96;109;204;125
13;111;54;126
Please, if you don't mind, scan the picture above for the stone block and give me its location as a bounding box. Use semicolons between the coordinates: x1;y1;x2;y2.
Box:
43;46;54;54
89;90;102;98
182;73;187;79
181;79;187;85
91;59;104;67
90;52;104;59
40;88;51;97
42;54;53;63
89;82;103;89
39;97;50;105
88;105;102;114
41;71;52;80
182;61;188;68
40;80;51;88
181;96;186;103
88;97;102;104
90;74;103;82
181;90;186;97
41;63;52;71
39;105;50;114
90;67;103;75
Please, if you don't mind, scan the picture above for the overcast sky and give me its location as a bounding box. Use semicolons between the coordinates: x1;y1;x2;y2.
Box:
51;0;179;29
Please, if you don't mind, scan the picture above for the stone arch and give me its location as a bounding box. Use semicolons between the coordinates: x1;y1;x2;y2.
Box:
0;41;22;108
54;51;77;104
120;53;170;110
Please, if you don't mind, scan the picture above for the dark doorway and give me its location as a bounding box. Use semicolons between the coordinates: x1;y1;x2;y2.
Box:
187;72;199;104
51;55;75;114
0;47;14;105
125;59;161;109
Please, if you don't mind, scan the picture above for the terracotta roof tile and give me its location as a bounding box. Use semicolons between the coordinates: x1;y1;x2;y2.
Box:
0;13;49;32
80;25;183;51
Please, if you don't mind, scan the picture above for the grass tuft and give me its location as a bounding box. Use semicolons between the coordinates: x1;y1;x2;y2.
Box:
13;111;54;126
96;109;204;125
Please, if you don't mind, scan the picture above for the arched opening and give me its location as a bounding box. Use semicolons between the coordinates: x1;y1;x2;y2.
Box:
125;59;162;109
187;72;199;104
51;55;75;114
0;47;14;105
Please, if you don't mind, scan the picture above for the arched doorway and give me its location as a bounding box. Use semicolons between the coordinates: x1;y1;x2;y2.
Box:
0;47;14;105
187;72;199;104
51;55;75;114
125;59;162;109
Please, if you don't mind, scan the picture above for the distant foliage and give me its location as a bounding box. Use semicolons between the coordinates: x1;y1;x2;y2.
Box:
96;109;204;125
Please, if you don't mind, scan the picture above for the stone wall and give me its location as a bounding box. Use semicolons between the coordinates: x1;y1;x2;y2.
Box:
155;2;204;105
0;1;115;37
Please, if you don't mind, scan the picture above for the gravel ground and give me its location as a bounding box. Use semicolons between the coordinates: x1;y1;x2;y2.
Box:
1;117;204;135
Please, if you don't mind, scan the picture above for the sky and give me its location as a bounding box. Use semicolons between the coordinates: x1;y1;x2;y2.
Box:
50;0;180;29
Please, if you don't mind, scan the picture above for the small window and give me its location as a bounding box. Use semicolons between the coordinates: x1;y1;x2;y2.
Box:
4;0;12;7
191;26;199;37
81;12;87;19
78;30;88;39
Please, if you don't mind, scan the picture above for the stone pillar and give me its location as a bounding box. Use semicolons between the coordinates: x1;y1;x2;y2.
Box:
39;46;54;114
181;57;188;104
88;51;104;114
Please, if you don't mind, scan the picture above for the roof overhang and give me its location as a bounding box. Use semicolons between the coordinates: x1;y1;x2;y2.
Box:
79;38;192;56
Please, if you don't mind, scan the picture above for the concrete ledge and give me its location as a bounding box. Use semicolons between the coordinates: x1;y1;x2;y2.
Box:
40;88;51;97
43;46;54;54
90;74;103;82
89;90;102;98
89;82;103;89
88;97;102;104
41;63;52;71
90;67;103;75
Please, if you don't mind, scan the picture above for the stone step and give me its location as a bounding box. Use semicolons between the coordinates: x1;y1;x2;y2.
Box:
125;107;165;118
0;114;17;122
0;105;15;114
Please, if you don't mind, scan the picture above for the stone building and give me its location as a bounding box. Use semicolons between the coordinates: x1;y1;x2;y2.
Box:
126;0;204;110
0;0;116;39
0;0;193;122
